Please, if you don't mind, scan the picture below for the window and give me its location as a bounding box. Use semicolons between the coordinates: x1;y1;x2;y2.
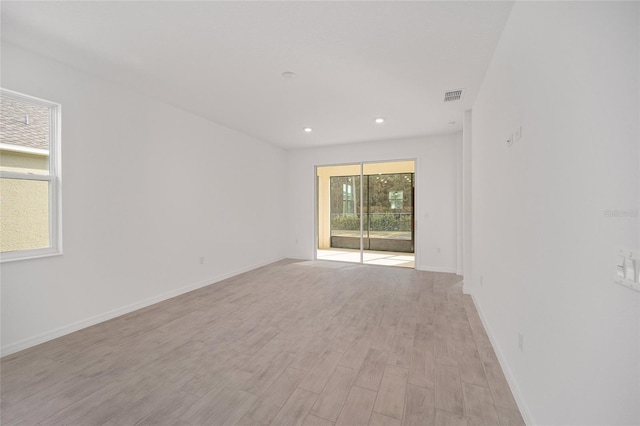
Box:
389;190;403;210
342;182;354;214
0;89;61;261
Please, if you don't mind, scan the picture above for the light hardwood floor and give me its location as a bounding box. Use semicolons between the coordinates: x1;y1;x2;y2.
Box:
1;259;525;426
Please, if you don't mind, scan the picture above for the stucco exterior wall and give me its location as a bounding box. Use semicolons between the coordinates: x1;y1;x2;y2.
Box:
0;150;49;252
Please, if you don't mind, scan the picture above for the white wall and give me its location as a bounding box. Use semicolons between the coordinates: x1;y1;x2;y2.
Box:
471;2;640;425
0;43;287;355
286;134;460;273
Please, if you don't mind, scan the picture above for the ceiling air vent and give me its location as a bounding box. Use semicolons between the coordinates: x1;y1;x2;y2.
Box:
444;89;464;102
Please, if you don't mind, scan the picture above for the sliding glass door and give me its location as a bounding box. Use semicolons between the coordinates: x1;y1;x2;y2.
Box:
316;160;415;268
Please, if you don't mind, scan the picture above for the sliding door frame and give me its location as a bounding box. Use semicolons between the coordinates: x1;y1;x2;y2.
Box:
314;158;417;268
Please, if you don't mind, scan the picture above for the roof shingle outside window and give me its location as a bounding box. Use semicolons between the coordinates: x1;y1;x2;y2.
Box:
0;97;49;152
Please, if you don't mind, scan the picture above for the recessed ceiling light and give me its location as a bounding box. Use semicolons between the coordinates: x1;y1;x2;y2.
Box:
375;117;385;124
303;127;313;133
282;71;296;80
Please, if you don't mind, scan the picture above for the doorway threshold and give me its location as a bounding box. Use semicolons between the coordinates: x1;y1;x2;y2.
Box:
317;248;414;269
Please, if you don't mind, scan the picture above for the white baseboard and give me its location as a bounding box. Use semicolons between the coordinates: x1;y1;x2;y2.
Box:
284;256;310;261
1;256;284;358
416;265;458;273
470;294;536;425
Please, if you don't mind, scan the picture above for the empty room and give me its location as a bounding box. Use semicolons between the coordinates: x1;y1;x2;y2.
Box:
1;1;638;425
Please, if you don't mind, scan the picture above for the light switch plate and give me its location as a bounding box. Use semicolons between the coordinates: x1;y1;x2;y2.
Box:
615;247;640;292
515;126;522;141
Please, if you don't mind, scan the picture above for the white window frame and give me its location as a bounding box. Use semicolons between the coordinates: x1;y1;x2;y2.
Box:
0;88;62;262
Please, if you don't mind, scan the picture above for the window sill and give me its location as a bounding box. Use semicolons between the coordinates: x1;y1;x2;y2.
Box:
0;247;63;263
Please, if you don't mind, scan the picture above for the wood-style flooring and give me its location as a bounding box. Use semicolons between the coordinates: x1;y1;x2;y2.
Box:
1;259;525;425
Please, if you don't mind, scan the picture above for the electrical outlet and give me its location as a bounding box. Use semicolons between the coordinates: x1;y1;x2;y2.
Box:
518;333;524;352
199;256;205;265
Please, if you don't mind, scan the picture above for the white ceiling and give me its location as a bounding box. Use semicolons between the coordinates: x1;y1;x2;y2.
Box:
1;1;513;149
